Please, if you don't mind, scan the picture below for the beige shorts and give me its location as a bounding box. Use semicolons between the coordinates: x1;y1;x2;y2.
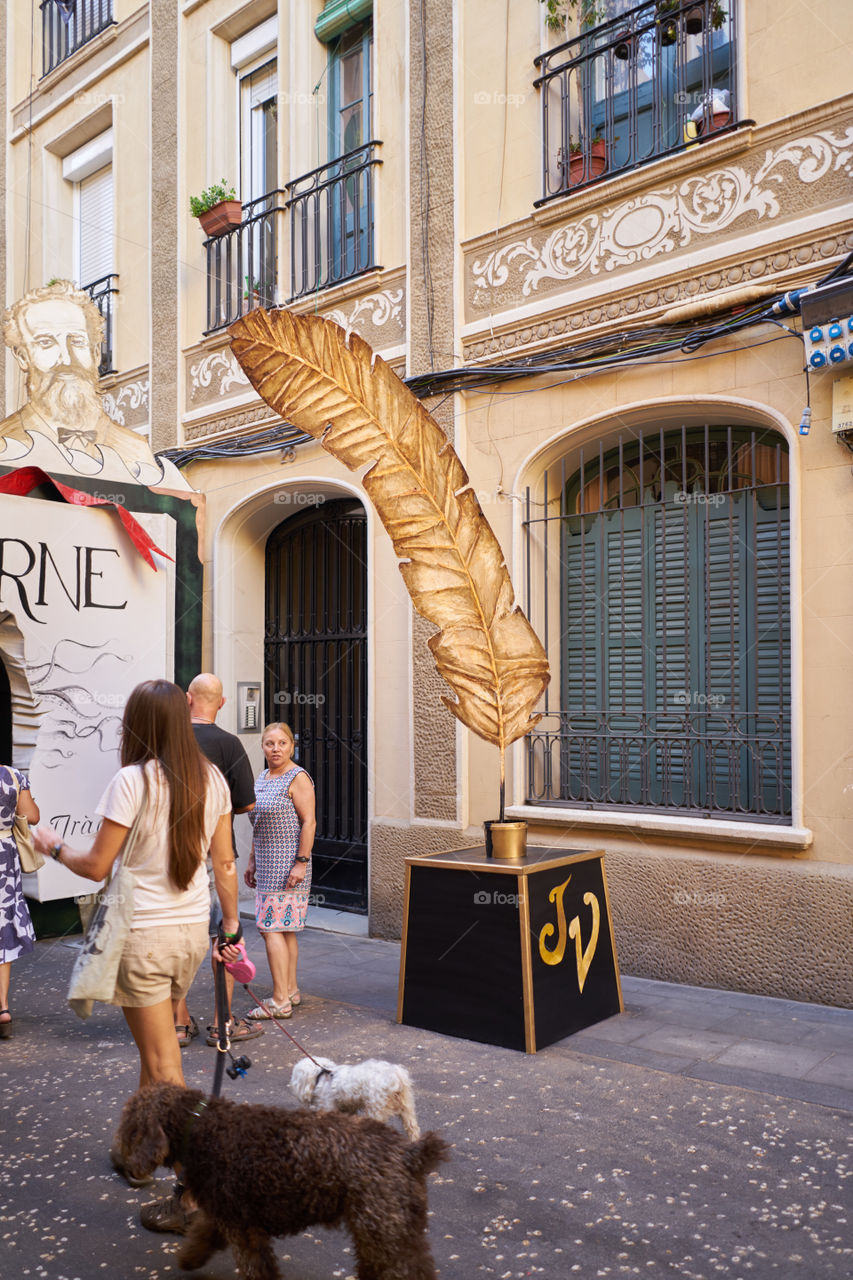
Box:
112;922;210;1008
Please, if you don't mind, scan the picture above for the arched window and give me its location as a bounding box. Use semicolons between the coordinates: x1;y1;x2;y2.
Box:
524;424;791;821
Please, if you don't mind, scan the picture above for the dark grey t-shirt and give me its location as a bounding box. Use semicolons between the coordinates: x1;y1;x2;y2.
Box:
192;722;255;853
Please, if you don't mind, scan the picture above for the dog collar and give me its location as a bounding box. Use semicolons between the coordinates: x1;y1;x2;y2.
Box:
179;1097;209;1167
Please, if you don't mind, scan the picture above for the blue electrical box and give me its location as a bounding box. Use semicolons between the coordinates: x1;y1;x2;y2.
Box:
801;278;853;370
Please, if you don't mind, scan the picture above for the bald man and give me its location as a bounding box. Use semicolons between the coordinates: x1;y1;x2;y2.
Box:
174;673;261;1048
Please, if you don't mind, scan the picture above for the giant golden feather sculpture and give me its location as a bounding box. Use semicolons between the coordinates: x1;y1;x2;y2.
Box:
229;309;549;820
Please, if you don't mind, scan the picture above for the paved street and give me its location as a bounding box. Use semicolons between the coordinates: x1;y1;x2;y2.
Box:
1;922;851;1279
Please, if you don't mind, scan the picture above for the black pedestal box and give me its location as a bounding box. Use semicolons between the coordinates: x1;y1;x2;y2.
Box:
398;846;623;1053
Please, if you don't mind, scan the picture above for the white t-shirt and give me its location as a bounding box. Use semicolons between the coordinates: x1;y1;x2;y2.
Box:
95;759;231;928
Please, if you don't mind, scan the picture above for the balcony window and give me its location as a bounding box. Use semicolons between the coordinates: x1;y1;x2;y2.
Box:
83;274;118;376
41;1;115;77
534;0;737;204
287;20;379;300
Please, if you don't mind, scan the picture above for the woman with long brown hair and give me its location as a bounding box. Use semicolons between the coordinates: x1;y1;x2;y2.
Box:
33;679;241;1233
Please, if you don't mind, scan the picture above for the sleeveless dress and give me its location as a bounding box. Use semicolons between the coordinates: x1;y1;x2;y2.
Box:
0;767;36;964
250;765;313;932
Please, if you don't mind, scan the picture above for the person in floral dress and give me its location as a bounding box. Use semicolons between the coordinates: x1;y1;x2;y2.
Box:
0;764;40;1038
245;722;316;1020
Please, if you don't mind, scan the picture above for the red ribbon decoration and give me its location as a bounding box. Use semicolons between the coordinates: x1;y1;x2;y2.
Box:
0;466;174;571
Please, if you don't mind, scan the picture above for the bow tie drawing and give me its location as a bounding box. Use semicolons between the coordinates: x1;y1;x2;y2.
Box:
56;426;99;448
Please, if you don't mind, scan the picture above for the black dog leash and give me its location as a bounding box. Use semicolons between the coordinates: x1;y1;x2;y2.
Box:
211;957;230;1098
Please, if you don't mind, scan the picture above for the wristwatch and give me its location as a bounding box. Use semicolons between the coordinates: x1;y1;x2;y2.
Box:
294;855;310;864
49;842;64;862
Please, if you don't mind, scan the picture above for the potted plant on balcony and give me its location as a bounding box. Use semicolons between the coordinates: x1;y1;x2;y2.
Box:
563;132;607;186
690;87;731;134
190;180;242;238
614;25;638;60
539;0;604;35
684;2;727;35
656;0;680;45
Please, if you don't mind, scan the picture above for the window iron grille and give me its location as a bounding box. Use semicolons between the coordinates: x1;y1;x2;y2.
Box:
286;142;382;300
83;272;118;377
204;191;286;335
533;0;738;204
41;0;115;77
523;424;792;821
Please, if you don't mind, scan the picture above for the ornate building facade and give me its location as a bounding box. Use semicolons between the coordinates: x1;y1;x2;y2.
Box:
2;0;852;1004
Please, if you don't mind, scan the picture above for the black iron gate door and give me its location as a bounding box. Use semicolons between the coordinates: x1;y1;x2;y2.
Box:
265;498;368;913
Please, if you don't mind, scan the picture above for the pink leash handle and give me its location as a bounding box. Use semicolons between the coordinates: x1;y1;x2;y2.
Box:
222;943;256;984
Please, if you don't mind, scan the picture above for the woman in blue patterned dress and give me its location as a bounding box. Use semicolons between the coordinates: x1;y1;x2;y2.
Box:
244;722;316;1020
0;765;41;1038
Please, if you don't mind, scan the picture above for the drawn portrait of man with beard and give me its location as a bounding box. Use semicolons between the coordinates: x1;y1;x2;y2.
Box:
0;281;162;483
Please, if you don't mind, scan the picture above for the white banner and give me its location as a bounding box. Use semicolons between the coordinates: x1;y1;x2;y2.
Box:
0;494;175;899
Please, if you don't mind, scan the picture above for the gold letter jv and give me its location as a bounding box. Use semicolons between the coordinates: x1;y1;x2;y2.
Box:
538;877;601;992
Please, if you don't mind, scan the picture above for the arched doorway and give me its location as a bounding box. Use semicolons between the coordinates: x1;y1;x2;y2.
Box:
265;497;368;912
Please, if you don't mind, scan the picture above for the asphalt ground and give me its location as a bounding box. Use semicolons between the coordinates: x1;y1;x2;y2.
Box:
1;923;851;1280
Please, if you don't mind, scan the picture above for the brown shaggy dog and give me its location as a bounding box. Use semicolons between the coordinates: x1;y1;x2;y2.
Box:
115;1083;449;1280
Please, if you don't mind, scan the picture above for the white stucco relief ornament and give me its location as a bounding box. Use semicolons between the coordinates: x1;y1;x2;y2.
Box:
325;288;405;342
189;349;251;399
101;377;150;427
472;127;853;299
0;280;184;489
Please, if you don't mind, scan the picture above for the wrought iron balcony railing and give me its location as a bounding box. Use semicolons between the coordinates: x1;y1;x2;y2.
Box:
41;0;115;77
204;192;286;335
526;710;792;821
286;142;382;301
533;0;738;204
83;272;118;377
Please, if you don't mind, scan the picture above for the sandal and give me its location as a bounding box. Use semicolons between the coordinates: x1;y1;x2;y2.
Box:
205;1017;264;1046
289;990;302;1007
246;999;292;1020
175;1015;200;1048
0;1010;12;1040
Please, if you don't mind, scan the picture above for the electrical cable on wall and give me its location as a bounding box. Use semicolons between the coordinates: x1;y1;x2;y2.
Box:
163;257;853;469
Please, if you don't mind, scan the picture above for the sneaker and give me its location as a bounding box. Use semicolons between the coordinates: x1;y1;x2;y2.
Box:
110;1144;153;1189
140;1191;198;1235
205;1017;264;1047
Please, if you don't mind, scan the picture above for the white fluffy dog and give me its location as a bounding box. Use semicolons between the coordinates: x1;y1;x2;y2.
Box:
290;1056;421;1140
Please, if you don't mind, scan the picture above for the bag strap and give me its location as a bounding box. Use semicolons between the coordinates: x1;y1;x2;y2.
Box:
117;790;148;873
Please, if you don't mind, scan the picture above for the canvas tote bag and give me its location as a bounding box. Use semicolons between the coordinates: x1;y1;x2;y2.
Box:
67;792;149;1020
7;768;44;873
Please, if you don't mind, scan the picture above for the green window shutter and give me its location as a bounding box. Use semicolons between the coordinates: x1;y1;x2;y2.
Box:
750;498;792;813
651;498;695;806
563;518;603;800
558;429;791;819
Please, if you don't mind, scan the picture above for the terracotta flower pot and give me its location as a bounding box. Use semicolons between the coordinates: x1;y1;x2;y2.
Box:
696;108;731;135
567;140;607;187
708;109;730;132
197;199;243;238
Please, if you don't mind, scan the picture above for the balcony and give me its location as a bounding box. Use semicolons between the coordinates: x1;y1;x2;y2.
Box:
286;142;382;301
204;192;286;335
83;273;118;377
533;0;738;205
41;0;115;77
